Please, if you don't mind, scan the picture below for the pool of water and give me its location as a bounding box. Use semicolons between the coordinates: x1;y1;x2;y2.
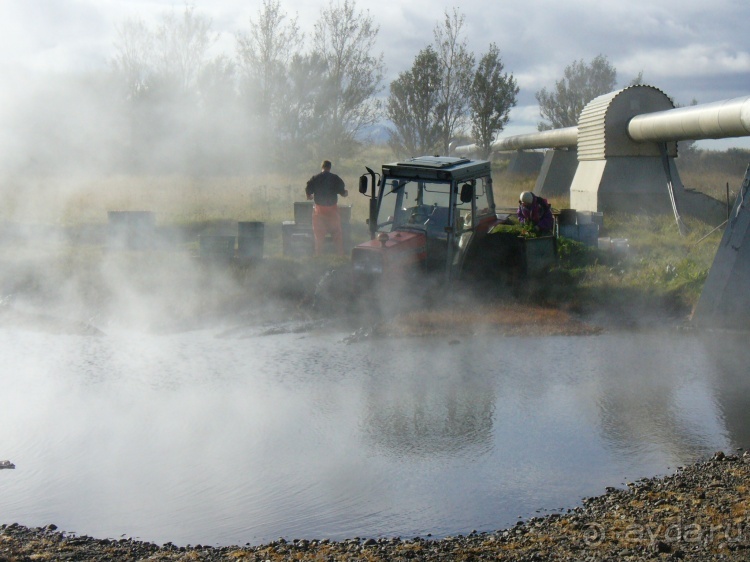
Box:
0;326;748;546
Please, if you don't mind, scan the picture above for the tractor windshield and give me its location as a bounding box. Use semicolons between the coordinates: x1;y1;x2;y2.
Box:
377;179;454;238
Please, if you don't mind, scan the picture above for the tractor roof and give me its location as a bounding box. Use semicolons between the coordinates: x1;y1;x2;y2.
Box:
382;156;491;182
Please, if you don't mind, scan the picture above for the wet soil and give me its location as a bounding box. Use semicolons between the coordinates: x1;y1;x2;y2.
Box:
0;246;692;338
2;452;749;561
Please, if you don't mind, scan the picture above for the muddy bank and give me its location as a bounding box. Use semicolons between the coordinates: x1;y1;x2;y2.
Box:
0;253;624;338
0;239;697;337
1;452;749;561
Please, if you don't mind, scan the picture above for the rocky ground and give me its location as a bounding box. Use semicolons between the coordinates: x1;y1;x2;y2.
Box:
2;451;749;561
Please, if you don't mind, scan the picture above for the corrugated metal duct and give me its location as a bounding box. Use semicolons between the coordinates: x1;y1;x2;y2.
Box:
577;85;677;161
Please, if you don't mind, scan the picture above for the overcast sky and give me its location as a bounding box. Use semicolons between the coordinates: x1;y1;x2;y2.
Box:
1;0;749;149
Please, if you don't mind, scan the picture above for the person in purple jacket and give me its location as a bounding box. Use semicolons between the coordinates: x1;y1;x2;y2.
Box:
517;191;554;234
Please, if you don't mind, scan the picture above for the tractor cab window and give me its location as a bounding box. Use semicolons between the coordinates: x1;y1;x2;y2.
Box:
456;176;493;230
474;177;493;218
456;182;473;232
419;182;452;238
378;179;452;236
376;179;408;232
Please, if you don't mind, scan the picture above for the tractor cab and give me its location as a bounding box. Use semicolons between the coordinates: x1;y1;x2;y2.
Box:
353;156;497;282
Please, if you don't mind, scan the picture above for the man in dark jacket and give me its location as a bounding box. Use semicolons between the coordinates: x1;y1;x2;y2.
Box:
517;191;553;234
305;160;348;255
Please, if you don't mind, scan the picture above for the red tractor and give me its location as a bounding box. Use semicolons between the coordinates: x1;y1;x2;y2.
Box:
351;155;556;288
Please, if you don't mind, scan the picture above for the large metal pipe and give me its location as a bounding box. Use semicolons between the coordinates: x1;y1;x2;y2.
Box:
628;95;750;143
454;93;750;156
454;126;577;155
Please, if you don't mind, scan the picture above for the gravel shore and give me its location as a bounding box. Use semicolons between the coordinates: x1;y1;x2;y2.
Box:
2;451;749;561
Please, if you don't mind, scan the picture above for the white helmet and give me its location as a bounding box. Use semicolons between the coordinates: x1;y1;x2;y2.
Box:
520;191;534;205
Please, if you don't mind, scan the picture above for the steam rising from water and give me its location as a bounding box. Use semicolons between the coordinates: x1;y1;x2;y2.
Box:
1;329;747;546
1;6;749;547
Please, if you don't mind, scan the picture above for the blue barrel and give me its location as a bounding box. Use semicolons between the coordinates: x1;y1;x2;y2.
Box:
558;224;579;241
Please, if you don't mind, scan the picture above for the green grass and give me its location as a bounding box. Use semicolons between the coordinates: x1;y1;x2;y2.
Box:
482;154;743;319
545;212;722;319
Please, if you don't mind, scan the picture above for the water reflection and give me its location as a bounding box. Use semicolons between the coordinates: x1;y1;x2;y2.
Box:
568;334;729;467
361;342;495;457
0;328;747;546
697;331;750;449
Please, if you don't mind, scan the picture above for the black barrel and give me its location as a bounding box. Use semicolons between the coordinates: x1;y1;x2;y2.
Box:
557;209;577;226
294;201;314;225
237;221;264;261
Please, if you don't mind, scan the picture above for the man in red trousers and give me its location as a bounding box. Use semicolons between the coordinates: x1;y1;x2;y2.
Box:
305;160;348;255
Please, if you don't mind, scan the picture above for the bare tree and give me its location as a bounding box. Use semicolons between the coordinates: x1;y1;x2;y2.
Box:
386;46;443;157
312;0;384;159
113;3;219;98
275;53;329;168
153;4;217;95
535;54;616;130
111;4;238;173
236;0;302;120
433;8;475;155
191;55;246;172
629;70;645;86
470;44;518;159
112;18;154;100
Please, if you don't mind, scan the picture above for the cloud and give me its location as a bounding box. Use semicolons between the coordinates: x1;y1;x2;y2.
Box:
0;0;114;72
623;44;750;80
0;0;748;148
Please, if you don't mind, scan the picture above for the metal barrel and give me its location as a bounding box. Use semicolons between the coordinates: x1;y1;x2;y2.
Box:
237;221;264;261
